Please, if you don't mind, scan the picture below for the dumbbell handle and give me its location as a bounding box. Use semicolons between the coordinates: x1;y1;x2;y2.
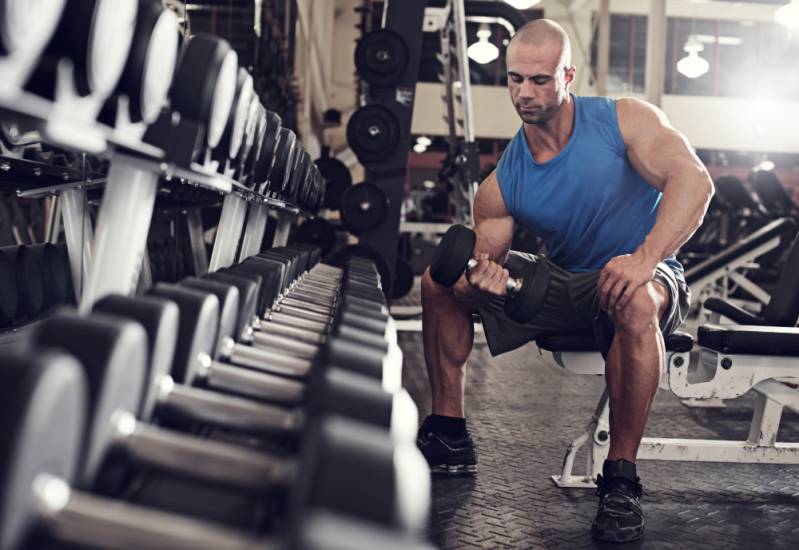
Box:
466;259;520;292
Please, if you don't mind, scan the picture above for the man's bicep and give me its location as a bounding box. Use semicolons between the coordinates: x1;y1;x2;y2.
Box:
472;171;514;263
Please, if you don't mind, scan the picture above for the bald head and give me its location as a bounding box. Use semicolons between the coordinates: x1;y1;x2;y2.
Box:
508;19;572;70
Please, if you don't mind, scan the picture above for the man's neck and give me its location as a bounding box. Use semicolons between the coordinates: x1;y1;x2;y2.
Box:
522;95;575;161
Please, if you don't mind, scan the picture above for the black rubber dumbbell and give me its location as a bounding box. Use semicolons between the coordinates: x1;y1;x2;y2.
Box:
0;350;434;550
430;224;550;323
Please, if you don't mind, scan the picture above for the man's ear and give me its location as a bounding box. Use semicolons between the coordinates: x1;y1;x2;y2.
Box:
564;65;576;85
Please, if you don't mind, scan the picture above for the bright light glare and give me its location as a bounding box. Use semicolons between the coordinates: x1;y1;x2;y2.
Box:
677;51;710;78
416;135;432;147
413;143;427;154
504;0;541;9
775;1;799;30
757;160;775;171
467;24;499;65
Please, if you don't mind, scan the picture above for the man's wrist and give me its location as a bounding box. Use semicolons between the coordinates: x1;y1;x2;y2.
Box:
635;242;663;267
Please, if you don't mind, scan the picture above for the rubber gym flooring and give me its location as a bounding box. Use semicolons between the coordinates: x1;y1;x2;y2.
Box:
397;300;799;549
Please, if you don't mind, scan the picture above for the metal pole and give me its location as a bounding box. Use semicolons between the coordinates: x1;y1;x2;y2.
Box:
596;0;610;96
452;0;475;143
271;210;293;248
60;188;93;303
239;202;270;260
644;0;667;106
80;155;159;311
208;194;248;271
185;209;209;275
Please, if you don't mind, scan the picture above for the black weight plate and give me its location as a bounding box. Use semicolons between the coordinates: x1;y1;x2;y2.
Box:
327;244;391;297
92;294;179;421
346;104;400;165
215;67;254;162
340;182;388;235
0;247;17;322
270;128;297;195
0;246;44;319
28;243;69;308
504;259;550;324
294;218;337;257
32;312;148;488
292;152;312;205
170;33;237;148
408;235;437;276
316;153;352;211
256;111;282;193
391;258;414;299
287;144;307;201
0;350;87;550
117;0;179;123
242;105;267;188
354;29;409;88
429;224;475;287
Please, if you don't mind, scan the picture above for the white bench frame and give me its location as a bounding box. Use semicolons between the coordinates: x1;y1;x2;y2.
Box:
548;346;799;488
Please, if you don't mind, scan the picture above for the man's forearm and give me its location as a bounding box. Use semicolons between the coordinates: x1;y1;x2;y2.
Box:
637;172;714;263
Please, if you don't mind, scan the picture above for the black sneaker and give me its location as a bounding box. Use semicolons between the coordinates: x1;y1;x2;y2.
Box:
591;460;645;543
416;427;477;475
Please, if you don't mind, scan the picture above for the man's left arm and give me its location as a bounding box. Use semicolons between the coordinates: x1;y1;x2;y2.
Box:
599;97;714;311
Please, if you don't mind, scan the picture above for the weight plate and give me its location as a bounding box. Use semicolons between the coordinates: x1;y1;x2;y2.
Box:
287;144;307;200
220;68;254;160
118;2;179;123
346;104;400;165
171;34;237;149
429;224;475;287
236;96;260;174
354;29;409;88
0;351;87;550
327;244;391;297
294;218;337;257
243;105;267;188
0;246;44;319
271;128;297;195
92;294;179;421
32;312;147;488
28;243;70;308
392;258;414;299
0;247;17;322
0;0;66;56
316;153;352;211
340;182;388;235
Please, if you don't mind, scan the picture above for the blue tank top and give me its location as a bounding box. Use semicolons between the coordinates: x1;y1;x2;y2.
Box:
496;95;684;281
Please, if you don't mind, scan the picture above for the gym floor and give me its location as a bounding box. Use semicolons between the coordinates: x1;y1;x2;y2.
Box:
397;292;799;549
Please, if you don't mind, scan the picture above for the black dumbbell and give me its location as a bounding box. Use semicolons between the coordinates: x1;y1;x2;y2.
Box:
152;282;403;395
0;350;432;550
0;245;44;320
28;242;74;307
430;224;550;323
92;292;417;444
27;311;429;529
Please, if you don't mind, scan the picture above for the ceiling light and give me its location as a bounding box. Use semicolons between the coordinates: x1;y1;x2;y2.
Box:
503;0;541;9
694;34;743;46
413;143;427;154
676;35;709;79
756;160;775;171
467;24;499;65
775;1;799;30
416;136;432;147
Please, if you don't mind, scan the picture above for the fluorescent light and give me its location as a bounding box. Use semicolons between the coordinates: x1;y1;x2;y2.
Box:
695;34;743;46
467;23;499;65
504;0;541;9
775;1;799;30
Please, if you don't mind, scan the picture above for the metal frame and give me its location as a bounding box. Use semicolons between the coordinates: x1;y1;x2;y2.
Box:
271;210;294;248
208;194;249;271
547;346;799;488
239;202;270;260
185;209;209;276
60;187;94;303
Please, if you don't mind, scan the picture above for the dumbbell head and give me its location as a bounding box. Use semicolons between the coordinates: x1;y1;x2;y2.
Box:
92;294;179;420
0;0;66;57
170;33;238;149
28;243;73;308
0;247;17;323
204;272;259;339
0;246;44;319
256;111;283;194
270;128;298;196
241;103;267;187
215;67;254;162
115;0;180;124
0;350;87;550
31;311;147;488
429;224;475;287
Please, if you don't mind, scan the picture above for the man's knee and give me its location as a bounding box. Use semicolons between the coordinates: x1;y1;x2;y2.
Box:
611;283;665;332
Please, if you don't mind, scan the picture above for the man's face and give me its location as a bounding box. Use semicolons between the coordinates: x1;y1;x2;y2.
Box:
506;40;574;125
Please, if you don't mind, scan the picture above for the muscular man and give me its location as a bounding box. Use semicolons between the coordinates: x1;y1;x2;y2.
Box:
417;19;713;543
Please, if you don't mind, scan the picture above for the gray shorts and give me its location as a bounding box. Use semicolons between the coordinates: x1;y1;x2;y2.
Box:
477;252;691;357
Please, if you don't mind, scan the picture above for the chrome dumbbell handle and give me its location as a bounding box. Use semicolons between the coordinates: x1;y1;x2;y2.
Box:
465;258;520;292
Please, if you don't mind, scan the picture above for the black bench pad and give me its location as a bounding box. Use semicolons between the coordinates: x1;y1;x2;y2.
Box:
697;323;799;356
536;331;694;353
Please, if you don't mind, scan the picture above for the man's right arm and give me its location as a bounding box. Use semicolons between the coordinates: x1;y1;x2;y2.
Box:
453;170;515;299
